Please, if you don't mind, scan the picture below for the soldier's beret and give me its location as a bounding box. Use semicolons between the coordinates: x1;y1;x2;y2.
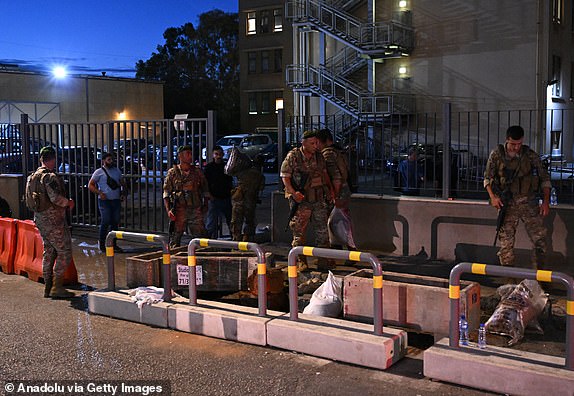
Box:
302;130;317;140
39;146;56;158
177;145;192;153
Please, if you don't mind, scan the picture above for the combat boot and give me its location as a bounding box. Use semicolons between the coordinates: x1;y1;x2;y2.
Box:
43;278;53;298
51;278;74;299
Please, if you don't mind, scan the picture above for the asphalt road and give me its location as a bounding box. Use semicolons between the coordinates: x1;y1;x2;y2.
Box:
0;234;495;396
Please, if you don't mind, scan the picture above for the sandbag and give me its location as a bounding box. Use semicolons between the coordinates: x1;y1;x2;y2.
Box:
327;207;356;248
485;279;547;346
302;271;342;318
225;146;252;176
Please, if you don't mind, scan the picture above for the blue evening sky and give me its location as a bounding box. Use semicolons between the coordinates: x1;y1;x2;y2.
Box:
0;0;238;78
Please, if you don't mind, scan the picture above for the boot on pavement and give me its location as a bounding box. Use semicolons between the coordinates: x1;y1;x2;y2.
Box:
51;278;74;299
43;278;53;298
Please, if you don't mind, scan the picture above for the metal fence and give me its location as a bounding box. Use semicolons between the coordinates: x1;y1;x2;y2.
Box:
1;113;215;233
284;107;574;204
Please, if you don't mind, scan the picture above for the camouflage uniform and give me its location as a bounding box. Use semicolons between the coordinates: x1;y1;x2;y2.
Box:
29;167;73;283
484;144;551;269
163;164;209;247
321;144;356;249
231;166;265;241
280;147;330;248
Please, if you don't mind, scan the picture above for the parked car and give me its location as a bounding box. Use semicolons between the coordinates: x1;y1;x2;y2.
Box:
201;133;249;161
58;146;102;174
237;134;275;159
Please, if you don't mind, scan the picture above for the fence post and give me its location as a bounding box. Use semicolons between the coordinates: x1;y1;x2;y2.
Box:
442;102;452;199
207;110;216;164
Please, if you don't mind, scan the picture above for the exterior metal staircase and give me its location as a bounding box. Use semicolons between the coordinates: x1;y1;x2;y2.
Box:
286;0;414;56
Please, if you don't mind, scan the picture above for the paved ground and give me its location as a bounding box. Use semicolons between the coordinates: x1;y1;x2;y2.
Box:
0;174;568;395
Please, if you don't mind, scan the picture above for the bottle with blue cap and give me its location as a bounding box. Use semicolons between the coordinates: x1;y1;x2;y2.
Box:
459;314;469;346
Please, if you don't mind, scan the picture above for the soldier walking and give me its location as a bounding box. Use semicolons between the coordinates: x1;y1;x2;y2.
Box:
484;125;552;271
163;145;210;248
25;146;75;298
230;156;265;242
280;130;334;271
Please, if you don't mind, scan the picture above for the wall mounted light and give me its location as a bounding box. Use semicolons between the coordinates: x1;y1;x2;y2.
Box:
399;66;407;75
399;0;407;8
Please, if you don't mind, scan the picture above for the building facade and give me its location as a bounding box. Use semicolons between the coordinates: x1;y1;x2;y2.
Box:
0;68;164;124
239;0;293;137
240;0;574;161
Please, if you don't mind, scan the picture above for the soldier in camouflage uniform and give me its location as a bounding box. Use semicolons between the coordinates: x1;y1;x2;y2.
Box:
281;130;334;270
316;128;357;250
231;156;265;242
484;125;551;270
26;147;75;298
163;146;210;248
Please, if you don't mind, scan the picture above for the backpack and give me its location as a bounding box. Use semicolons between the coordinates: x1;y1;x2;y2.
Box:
25;169;52;212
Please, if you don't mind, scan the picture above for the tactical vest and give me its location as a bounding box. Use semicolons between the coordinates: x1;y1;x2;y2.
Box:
292;149;328;203
496;144;539;197
172;165;203;208
25;168;53;212
324;146;349;183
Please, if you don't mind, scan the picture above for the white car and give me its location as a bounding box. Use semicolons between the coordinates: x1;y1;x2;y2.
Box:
202;134;249;161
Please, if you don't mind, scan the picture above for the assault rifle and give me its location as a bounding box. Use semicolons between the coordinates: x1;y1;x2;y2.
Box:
493;188;512;246
284;173;308;232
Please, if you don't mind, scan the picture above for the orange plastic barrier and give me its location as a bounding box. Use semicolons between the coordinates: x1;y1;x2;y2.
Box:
0;217;18;274
13;219;78;285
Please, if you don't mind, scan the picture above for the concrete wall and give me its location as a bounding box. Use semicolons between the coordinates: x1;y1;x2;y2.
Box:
272;192;574;274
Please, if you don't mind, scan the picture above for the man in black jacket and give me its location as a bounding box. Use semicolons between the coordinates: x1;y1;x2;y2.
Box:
204;145;233;238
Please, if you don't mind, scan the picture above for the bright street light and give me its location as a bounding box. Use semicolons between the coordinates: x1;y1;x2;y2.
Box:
52;66;68;79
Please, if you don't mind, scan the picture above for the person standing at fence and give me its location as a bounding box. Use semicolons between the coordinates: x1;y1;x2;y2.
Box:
88;152;126;252
230;155;265;242
316;128;357;251
398;146;424;196
281;130;334;271
204;145;233;238
163;145;210;248
484;125;552;271
25;146;75;298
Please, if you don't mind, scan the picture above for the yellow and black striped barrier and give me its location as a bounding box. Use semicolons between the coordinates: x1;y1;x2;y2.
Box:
105;231;171;301
449;262;574;370
188;238;268;317
287;246;385;336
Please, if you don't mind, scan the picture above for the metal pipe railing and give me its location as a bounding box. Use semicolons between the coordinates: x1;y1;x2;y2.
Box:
105;231;171;301
449;262;574;370
287;246;384;335
187;238;268;317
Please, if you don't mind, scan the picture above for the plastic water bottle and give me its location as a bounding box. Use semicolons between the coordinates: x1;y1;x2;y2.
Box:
478;323;487;349
459;314;469;346
550;187;558;206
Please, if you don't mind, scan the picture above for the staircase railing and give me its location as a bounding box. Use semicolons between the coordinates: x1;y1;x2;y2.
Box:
325;47;367;77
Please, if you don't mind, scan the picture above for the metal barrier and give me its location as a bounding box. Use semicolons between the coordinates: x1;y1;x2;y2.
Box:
187;238;268;317
287;246;384;336
105;231;171;301
449;262;574;370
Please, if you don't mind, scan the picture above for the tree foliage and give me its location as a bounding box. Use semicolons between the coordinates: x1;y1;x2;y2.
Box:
136;10;239;133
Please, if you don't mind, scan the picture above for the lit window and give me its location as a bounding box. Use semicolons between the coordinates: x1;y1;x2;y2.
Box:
552;0;563;24
249;93;257;114
552;55;561;97
247;12;256;35
261;51;270;73
248;52;257;74
273;9;283;32
260;10;270;33
275;98;284;112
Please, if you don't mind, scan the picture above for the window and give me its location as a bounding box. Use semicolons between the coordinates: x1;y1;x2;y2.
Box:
273;9;283;32
247;12;256;35
249;93;257;114
274;49;283;72
552;0;563;24
551;130;562;150
260;10;270;33
248;52;257;74
275;92;284;113
552;55;561;97
261;92;271;114
261;51;270;73
571;62;574;99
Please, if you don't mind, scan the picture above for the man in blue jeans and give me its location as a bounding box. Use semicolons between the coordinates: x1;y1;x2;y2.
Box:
88;152;126;252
